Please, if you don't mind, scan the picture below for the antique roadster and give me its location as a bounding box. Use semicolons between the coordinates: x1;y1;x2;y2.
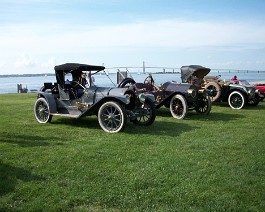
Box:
118;74;211;119
181;65;262;109
34;63;156;133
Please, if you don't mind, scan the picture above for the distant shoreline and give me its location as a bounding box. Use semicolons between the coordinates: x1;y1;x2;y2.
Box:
0;73;55;78
1;69;265;78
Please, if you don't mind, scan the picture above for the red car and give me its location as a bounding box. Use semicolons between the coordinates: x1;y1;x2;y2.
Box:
256;85;265;93
255;85;265;101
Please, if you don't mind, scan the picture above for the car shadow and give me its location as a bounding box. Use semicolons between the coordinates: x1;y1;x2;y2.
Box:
0;133;52;147
51;117;101;131
0;161;45;198
125;120;197;137
186;111;245;122
212;101;265;110
53;116;197;137
156;106;245;122
211;101;230;108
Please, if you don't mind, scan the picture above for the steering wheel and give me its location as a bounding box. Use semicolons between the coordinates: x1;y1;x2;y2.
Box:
72;81;86;89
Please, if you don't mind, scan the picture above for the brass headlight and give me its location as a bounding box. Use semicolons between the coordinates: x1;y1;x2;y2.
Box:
247;89;255;96
125;94;130;104
188;89;196;98
138;93;146;103
198;89;207;97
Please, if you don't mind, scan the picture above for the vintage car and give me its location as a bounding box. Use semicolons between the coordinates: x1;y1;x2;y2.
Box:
118;73;211;120
230;79;265;102
34;63;156;133
181;65;262;109
255;85;265;101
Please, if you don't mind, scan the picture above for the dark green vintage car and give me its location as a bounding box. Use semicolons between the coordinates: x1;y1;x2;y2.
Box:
181;65;262;109
34;63;156;133
118;73;211;120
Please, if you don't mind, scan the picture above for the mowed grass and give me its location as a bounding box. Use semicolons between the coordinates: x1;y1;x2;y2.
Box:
0;93;265;211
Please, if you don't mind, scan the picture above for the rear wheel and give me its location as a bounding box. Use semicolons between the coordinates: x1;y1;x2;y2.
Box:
34;97;52;123
170;94;187;119
196;96;212;115
98;101;127;133
132;99;156;126
228;91;245;109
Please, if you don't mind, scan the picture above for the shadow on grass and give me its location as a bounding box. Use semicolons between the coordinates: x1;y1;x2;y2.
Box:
51;116;100;131
52;116;197;137
125;120;197;137
212;101;265;110
0;133;64;147
156;106;245;122
187;111;245;121
0;160;45;197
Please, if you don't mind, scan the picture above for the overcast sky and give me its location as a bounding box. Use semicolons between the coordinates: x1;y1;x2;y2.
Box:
1;0;265;74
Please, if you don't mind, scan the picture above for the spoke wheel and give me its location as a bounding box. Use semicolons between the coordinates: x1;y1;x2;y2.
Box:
170;94;187;119
205;81;221;102
196;96;212;115
34;97;52;123
228;91;245;109
98;101;126;133
132;99;156;126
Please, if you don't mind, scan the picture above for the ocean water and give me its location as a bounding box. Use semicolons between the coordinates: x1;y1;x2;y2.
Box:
0;71;265;94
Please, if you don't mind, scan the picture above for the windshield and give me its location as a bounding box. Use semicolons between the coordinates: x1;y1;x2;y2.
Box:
238;80;250;85
89;71;182;87
231;80;250;85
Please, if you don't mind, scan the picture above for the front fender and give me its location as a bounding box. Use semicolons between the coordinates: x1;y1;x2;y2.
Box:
144;94;155;102
36;92;57;113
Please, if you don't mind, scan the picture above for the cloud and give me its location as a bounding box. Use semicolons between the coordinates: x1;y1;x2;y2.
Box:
1;19;265;55
1;18;265;74
15;53;36;67
41;57;56;69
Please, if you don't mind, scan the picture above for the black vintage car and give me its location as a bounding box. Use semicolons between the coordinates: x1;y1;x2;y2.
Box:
118;73;211;119
34;63;156;133
181;65;262;109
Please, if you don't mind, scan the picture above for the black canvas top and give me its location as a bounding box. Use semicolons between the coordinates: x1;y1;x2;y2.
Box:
54;63;105;72
180;65;210;83
54;63;105;87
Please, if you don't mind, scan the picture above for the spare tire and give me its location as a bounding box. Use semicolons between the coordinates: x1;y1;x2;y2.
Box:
205;81;222;102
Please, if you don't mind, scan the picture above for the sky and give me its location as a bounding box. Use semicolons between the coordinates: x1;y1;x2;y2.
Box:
1;0;265;74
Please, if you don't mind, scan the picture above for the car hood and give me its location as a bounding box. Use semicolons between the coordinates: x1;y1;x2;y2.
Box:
229;83;256;92
181;65;210;83
165;82;194;93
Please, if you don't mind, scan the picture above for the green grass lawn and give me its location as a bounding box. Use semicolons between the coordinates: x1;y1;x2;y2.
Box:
0;93;265;211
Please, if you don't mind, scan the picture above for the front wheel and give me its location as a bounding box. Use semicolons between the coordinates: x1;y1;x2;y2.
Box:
195;96;212;115
98;101;127;133
228;91;245;109
34;97;53;123
170;94;187;119
132;99;156;126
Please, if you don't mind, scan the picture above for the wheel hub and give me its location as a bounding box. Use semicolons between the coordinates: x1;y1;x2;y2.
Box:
106;113;115;121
